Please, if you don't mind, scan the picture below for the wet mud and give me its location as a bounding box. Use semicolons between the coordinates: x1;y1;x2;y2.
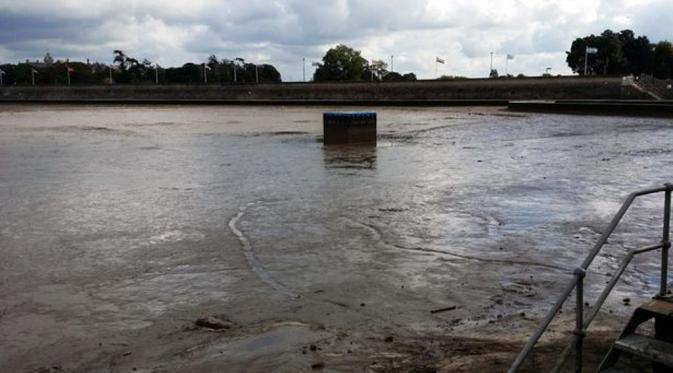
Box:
1;105;672;372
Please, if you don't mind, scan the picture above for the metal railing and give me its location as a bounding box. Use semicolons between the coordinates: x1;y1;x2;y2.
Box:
508;183;673;373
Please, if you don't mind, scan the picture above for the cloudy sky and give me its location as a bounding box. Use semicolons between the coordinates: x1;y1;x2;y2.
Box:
0;0;670;81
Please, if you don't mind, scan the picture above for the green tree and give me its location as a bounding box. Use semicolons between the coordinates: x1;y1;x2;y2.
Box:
314;44;368;82
653;41;673;79
567;29;662;76
382;72;417;82
621;32;653;75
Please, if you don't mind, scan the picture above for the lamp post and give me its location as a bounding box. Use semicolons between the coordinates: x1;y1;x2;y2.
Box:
311;62;321;81
203;63;210;84
66;66;72;86
232;61;237;82
234;57;244;83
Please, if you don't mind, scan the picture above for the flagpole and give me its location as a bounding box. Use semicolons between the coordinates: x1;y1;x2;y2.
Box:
155;66;158;84
203;63;207;84
506;59;509;76
584;47;589;76
67;68;71;86
109;66;113;84
32;69;35;86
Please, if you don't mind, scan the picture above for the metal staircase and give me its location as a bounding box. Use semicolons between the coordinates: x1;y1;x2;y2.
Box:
598;298;673;372
508;184;673;373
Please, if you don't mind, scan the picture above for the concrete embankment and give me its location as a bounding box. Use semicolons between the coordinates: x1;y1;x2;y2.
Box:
0;76;647;105
509;100;673;117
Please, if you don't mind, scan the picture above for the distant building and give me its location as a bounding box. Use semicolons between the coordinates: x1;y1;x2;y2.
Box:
44;51;54;65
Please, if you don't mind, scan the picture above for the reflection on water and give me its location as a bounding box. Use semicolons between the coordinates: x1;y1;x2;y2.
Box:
2;104;673;328
322;145;377;170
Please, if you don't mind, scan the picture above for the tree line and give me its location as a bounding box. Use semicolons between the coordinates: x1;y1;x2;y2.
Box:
2;31;671;86
567;29;673;79
0;51;282;86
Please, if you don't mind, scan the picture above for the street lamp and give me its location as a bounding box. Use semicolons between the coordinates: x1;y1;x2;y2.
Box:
233;57;244;82
203;63;211;84
311;62;321;82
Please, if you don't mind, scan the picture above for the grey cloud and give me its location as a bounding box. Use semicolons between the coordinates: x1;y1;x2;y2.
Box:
0;0;670;79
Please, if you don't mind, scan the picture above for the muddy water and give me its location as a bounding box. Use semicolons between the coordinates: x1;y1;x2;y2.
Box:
1;105;672;372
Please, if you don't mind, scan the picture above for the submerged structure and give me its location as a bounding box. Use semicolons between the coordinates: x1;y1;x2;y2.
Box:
323;112;377;145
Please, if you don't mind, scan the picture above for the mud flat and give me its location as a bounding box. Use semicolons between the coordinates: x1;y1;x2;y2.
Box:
1;105;671;372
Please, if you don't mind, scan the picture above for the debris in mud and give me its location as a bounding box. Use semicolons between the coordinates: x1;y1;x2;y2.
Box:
311;362;325;370
430;305;458;314
32;367;64;373
82;126;113;131
623;298;631;306
194;315;233;330
384;336;394;343
378;207;406;213
501;281;538;298
490;294;504;305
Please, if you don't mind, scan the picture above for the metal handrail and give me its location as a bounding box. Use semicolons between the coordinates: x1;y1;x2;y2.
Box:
508;184;673;373
550;243;665;372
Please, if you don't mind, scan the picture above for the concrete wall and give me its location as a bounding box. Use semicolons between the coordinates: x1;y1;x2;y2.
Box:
0;77;632;104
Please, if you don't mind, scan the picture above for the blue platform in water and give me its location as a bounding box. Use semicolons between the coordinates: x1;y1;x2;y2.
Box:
323;112;377;120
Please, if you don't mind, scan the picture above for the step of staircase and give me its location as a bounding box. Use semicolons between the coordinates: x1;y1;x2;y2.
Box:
600;368;640;373
613;334;673;367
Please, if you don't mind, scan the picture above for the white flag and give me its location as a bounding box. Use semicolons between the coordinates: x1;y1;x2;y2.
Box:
436;57;445;64
32;68;39;74
0;69;5;75
586;47;598;54
312;62;321;67
204;65;212;71
507;54;515;60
